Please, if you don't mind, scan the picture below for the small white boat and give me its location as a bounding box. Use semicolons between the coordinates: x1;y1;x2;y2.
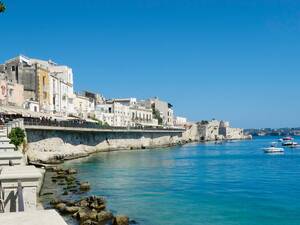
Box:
263;142;284;154
263;147;284;154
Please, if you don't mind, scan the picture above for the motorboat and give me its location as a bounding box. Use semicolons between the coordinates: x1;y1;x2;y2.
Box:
263;142;284;154
263;146;284;154
282;141;298;147
283;136;293;141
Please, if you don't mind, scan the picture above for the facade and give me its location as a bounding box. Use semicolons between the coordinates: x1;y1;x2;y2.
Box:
174;116;187;127
0;55;75;116
0;80;24;107
73;94;95;119
219;121;244;140
198;119;223;141
148;97;174;126
95;102;131;127
130;104;158;127
36;64;50;112
0;55;37;100
23;100;40;112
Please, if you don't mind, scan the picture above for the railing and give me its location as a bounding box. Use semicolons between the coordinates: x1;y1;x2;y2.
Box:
0;184;4;213
1;114;184;131
17;181;24;212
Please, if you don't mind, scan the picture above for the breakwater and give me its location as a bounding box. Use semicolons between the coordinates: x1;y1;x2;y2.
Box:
25;126;186;164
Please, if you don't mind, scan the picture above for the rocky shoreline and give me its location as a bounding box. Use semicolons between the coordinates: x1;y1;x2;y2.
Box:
40;166;134;225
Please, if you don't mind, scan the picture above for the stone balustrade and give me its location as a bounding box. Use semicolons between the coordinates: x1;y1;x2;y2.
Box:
0;166;42;213
0;209;68;225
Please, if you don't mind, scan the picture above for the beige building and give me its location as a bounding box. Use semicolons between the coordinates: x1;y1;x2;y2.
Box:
148;97;174;127
73;94;95;119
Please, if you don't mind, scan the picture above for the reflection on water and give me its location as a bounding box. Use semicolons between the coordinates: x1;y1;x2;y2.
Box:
64;137;300;225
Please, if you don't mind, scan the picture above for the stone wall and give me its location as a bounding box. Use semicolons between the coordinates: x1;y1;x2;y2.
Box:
25;129;184;163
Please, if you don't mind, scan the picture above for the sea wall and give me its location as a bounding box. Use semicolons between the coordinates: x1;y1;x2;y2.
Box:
25;128;185;163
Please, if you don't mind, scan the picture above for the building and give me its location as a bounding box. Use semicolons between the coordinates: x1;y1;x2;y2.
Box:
130;104;157;127
148;97;174;127
198;119;223;141
0;80;24;107
73;94;95;119
219;120;244;140
95;102;131;127
174;116;187;127
0;55;75;116
23;99;40;112
36;64;50;113
0;55;37;100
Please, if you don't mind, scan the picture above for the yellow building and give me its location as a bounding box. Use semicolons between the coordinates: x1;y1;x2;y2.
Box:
36;64;50;112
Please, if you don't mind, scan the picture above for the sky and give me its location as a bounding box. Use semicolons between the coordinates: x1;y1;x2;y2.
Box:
1;0;300;128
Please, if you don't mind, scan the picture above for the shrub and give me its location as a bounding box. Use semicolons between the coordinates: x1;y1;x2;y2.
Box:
8;127;26;150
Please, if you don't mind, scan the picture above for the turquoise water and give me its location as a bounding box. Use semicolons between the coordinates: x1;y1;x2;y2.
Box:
64;137;300;225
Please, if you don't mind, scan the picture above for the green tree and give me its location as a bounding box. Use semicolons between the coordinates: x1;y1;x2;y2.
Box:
8;127;26;150
0;1;6;13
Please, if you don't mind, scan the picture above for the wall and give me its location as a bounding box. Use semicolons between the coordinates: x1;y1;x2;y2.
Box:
25;129;184;163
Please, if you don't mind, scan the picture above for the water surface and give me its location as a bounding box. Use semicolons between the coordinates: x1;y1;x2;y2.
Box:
64;137;300;225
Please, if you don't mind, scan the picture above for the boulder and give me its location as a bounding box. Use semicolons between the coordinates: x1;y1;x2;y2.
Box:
65;206;80;214
113;215;129;225
76;209;89;221
80;182;91;191
97;211;113;222
55;203;66;212
67;168;77;174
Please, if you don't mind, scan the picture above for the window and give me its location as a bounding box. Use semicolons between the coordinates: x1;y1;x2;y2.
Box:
11;66;15;71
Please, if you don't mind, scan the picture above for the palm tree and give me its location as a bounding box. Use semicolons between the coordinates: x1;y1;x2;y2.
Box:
0;1;5;13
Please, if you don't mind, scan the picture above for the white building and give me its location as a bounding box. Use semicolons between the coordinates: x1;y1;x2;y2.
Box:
95;102;131;127
174;116;187;127
94;98;159;127
73;94;95;119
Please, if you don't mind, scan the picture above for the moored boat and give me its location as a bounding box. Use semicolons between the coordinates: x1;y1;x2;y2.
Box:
263;142;284;154
263;147;284;154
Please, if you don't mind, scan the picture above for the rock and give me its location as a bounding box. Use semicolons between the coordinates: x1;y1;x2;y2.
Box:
79;199;89;207
65;206;80;214
93;204;106;212
113;215;129;225
55;203;66;212
62;191;68;195
76;209;89;221
67;168;77;174
80;182;90;191
97;211;113;222
81;219;92;225
65;175;75;182
88;210;98;220
50;199;61;205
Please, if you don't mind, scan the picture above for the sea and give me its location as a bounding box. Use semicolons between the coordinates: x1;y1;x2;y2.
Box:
61;137;300;225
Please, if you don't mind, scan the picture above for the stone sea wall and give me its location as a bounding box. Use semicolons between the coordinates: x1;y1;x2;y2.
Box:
25;129;186;164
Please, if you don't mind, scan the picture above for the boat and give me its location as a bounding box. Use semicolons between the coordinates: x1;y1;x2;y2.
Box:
283;136;293;141
263;146;284;154
282;141;298;147
263;142;284;154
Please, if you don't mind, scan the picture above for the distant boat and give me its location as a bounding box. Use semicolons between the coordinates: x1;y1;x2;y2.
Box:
263;147;284;154
282;141;298;147
283;136;293;141
263;142;284;154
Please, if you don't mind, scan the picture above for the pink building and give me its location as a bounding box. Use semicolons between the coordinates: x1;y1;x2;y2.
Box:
0;80;24;107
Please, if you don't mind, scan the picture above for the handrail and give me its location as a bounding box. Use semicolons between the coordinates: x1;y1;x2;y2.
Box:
0;183;4;213
17;180;24;212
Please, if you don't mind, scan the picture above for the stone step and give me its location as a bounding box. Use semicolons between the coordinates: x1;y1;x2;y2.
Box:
0;210;68;225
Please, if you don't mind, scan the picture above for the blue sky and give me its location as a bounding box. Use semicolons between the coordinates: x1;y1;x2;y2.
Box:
1;0;300;128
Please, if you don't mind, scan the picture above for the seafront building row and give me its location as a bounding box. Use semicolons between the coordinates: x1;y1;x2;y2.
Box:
0;55;186;128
